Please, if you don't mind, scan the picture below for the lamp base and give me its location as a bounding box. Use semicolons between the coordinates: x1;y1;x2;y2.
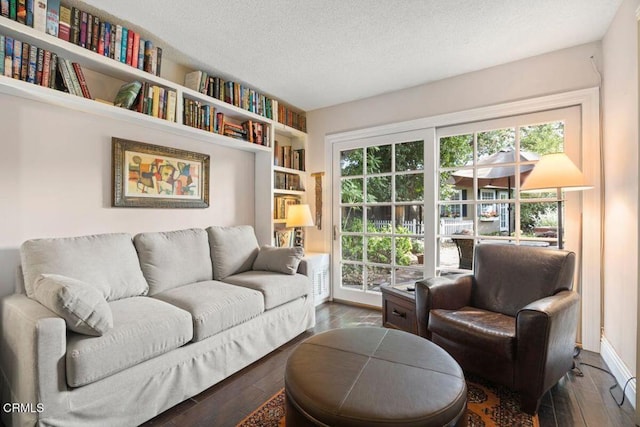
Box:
294;227;304;247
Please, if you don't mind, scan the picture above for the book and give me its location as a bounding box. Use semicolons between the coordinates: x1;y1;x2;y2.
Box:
1;0;8;17
71;62;91;98
25;0;33;26
136;37;144;70
166;90;176;122
143;40;152;73
56;56;73;93
33;0;46;32
113;80;141;109
48;51;57;88
26;44;36;83
97;21;105;55
57;5;70;41
85;13;92;50
16;0;25;24
41;49;50;86
91;15;99;52
45;0;58;37
125;29;133;65
35;46;43;84
120;27;127;63
184;71;202;92
114;25;122;62
79;11;87;48
151;85;160;117
9;0;15;20
4;37;13;78
20;42;29;81
103;22;111;57
155;46;162;76
131;31;139;68
62;58;81;96
70;7;80;45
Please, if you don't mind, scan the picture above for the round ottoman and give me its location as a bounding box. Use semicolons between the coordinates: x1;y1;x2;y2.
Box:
285;327;467;427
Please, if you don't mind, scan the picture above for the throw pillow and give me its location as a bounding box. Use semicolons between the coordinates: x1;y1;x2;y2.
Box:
253;245;304;275
32;274;113;336
206;225;260;280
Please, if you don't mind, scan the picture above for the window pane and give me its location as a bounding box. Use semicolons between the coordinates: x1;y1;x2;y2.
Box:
367;176;392;202
520;201;558;245
440;134;473;168
342;236;363;261
340;148;363;176
341;178;363;203
367;206;392;233
342;207;363;232
395;236;424;266
440;172;468;203
342;264;363;290
520;121;564;155
366;236;391;264
395;205;423;234
396;140;424;171
477;128;515;161
367;145;392;174
396;173;424;202
439;213;473;235
366;266;391;292
478;202;507;237
437;238;462;270
395;268;423;286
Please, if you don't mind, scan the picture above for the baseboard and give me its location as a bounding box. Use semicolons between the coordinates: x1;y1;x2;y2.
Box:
600;335;636;409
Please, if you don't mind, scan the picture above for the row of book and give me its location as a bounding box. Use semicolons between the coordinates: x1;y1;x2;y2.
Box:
273;143;305;171
0;33;91;98
113;80;177;122
0;0;162;76
274;229;296;248
274;196;300;221
184;70;307;133
274;171;303;192
183;98;271;146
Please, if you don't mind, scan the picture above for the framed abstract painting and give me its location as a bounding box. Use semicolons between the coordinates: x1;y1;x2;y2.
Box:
112;137;210;208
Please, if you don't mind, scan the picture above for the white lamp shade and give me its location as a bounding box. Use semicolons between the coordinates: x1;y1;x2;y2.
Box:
521;153;592;192
286;204;314;227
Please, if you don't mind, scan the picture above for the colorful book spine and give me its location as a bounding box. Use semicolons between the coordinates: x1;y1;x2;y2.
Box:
45;0;59;37
79;11;87;48
57;5;70;41
155;46;162;77
143;40;152;73
103;22;111;57
16;0;25;23
85;13;92;50
97;22;105;55
72;62;91;99
0;35;4;76
33;0;46;32
109;24;115;59
1;0;8;17
125;29;133;65
4;37;13;77
91;15;99;52
48;51;56;88
167;90;176;123
131;31;139;69
70;7;80;45
41;49;50;86
136;37;144;70
56;57;72;93
151;85;160;117
114;25;122;62
9;0;16;20
25;0;33;26
19;42;29;81
35;46;43;84
120;27;127;63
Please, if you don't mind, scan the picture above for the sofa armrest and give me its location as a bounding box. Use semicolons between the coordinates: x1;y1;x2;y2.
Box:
415;275;473;338
297;258;309;276
515;290;580;411
1;294;69;426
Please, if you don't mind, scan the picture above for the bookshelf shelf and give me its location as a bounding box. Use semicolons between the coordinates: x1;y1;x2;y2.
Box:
274;189;306;196
273;165;305;176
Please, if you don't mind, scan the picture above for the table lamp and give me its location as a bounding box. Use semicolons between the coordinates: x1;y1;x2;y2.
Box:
286;204;314;247
520;153;592;249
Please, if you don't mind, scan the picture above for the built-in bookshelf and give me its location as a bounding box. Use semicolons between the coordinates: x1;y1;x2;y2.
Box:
0;8;308;246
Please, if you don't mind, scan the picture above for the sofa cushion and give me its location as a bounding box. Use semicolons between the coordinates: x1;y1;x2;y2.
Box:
206;225;259;280
222;271;311;310
21;233;148;301
253;245;304;275
66;297;192;387
134;228;213;295
153;280;264;342
32;274;113;336
428;306;516;360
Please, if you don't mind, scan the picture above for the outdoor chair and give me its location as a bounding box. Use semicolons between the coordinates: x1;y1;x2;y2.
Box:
451;231;474;270
415;243;579;414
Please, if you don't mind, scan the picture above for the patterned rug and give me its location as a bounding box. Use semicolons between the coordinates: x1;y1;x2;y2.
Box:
237;379;539;427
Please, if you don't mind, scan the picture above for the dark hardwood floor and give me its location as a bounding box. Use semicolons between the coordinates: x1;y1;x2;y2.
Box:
142;302;637;427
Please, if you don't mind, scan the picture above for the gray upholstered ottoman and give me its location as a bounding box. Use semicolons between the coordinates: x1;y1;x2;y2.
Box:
285;327;467;427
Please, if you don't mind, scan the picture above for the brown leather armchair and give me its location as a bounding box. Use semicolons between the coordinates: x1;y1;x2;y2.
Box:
415;243;579;414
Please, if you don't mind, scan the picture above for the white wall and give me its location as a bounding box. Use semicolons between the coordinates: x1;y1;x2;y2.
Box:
306;41;602;252
601;0;640;400
0;94;256;298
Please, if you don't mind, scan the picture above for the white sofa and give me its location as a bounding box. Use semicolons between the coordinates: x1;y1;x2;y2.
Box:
0;225;315;427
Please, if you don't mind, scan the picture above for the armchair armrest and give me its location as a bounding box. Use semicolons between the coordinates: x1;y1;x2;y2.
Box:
515;290;580;411
1;294;69;427
415;275;473;338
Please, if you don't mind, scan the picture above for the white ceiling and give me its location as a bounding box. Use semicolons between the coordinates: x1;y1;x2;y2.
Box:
75;0;623;112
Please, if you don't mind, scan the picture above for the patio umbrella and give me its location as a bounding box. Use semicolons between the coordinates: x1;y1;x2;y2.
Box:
450;148;539;234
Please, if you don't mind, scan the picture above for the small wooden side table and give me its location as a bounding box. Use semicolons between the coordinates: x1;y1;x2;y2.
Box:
380;284;417;335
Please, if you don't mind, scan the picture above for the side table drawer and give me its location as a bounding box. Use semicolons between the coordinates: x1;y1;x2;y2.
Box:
383;299;416;334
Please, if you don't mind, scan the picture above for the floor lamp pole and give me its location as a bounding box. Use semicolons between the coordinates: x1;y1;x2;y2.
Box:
557;187;563;250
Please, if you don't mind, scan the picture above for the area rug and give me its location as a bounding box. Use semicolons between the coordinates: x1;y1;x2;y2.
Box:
236;379;539;427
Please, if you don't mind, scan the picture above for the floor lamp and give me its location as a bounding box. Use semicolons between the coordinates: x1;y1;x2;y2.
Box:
286;204;314;247
520;153;592;249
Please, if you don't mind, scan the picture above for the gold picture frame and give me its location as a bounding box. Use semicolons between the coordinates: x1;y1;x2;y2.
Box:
112;137;210;208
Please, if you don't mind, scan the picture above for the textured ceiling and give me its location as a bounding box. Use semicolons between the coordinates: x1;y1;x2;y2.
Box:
72;0;622;111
